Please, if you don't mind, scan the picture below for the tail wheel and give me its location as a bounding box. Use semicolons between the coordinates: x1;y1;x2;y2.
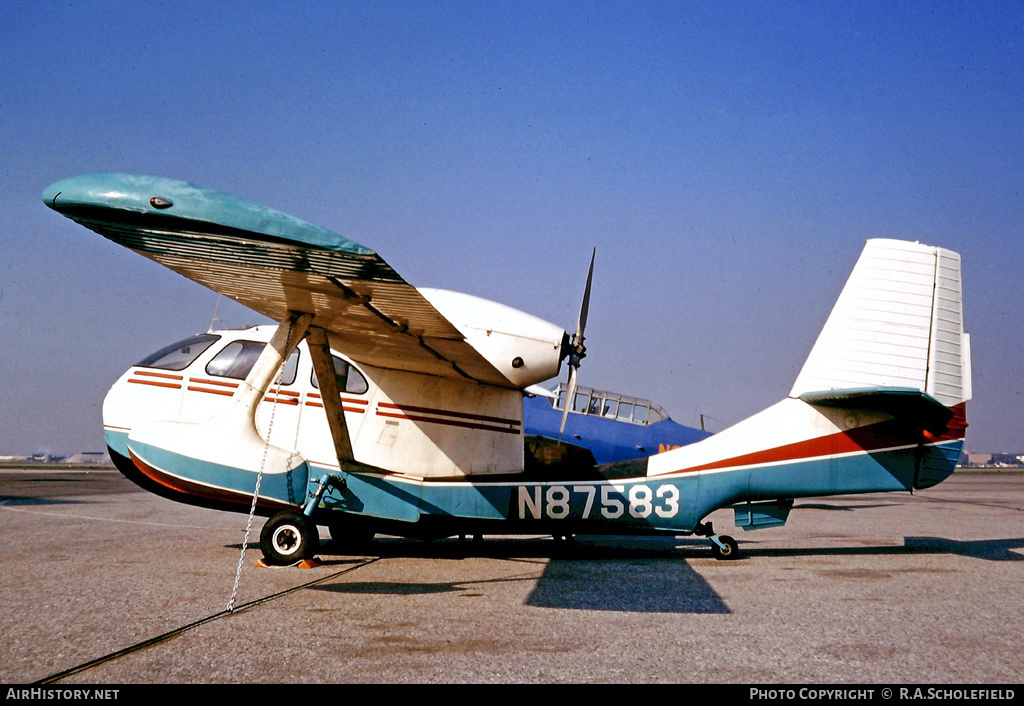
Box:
261;511;319;566
711;535;740;561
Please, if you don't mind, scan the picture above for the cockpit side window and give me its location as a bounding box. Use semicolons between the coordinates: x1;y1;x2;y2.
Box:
205;341;299;384
136;333;220;371
311;355;369;395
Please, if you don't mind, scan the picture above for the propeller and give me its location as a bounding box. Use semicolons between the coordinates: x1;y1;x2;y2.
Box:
559;248;595;442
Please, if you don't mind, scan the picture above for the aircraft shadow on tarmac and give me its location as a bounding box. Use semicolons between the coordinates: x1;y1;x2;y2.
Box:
0;475;138;504
299;532;1024;614
0;495;71;507
733;536;1024;562
891;536;1024;562
524;552;730;614
794;502;899;511
309;536;732;614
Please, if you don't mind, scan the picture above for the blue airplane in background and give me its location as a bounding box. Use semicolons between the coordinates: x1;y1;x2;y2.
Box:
523;383;712;466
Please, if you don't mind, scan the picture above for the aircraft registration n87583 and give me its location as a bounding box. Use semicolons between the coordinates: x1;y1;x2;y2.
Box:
43;174;971;564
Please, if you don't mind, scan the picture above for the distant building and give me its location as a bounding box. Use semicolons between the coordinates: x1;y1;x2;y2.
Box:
962;452;1024;468
64;451;112;465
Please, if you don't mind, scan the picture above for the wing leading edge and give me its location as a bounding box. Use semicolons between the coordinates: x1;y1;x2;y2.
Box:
44;174;555;388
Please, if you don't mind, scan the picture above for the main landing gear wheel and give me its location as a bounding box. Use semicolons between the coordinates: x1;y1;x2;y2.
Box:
260;510;319;566
710;535;739;561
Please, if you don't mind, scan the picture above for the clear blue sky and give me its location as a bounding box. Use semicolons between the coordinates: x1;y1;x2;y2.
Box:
2;1;1021;455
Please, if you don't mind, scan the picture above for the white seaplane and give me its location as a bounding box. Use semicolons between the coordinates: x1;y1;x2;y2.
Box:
43;174;971;565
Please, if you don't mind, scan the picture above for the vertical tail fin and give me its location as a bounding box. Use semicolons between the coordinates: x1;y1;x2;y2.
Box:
790;239;971;408
647;238;972;522
648;238;971;524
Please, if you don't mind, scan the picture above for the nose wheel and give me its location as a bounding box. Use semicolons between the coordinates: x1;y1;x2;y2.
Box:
260;510;319;566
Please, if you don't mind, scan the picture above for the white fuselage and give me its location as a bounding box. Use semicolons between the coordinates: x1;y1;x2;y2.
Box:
103;322;548;479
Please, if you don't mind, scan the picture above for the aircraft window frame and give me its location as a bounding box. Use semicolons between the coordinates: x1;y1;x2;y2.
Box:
204;340;299;385
311;355;369;395
552;383;665;426
135;333;220;371
572;392;591;413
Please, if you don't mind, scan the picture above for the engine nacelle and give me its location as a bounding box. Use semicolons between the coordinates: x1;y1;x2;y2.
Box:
418;288;565;388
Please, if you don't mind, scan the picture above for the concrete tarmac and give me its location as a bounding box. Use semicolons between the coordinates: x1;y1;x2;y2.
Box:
1;467;1022;684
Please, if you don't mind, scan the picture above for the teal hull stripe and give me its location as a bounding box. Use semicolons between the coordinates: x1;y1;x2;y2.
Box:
124;436;309;506
318;440;963;533
106;426;961;534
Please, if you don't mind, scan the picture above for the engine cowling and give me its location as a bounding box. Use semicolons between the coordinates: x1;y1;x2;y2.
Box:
418;288;565;389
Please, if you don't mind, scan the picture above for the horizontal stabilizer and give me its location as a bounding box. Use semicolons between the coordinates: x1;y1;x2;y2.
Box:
798;386;953;435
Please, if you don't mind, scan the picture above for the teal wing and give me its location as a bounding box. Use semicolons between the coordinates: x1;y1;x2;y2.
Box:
43;174;509;385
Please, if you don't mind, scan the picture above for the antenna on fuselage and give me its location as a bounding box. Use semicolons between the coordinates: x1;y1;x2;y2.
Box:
209;295;225;332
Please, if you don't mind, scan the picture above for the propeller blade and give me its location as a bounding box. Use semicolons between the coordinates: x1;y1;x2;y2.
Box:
559;365;578;442
575;248;595;343
559;248;594;445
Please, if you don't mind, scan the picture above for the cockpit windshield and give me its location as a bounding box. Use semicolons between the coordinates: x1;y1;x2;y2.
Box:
135;333;220;371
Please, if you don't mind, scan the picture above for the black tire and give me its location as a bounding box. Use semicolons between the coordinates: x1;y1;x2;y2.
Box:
710;535;740;561
261;511;319;566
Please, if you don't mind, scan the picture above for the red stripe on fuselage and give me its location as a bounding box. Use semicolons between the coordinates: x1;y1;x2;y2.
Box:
376;409;521;435
665;412;967;477
376;401;519;427
133;370;183;380
187;385;234;396
304;401;366;413
187;377;238;388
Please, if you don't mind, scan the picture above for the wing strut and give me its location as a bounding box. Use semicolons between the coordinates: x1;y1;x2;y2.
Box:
239;312;313;416
306;327;356;466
